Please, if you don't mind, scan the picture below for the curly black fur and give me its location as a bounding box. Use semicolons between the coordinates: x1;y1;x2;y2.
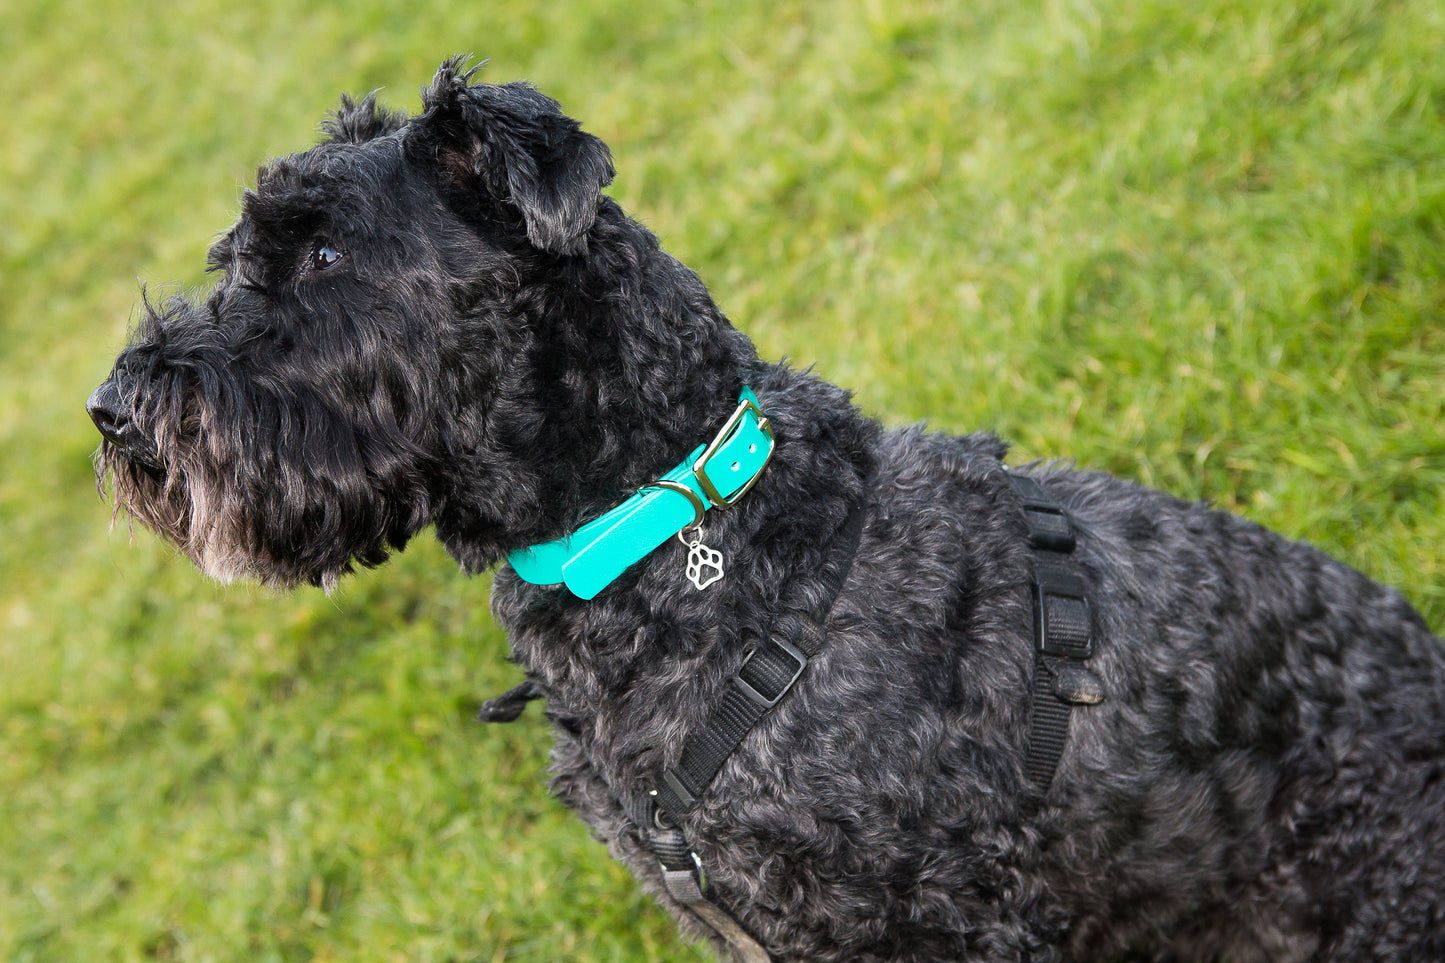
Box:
90;58;1445;961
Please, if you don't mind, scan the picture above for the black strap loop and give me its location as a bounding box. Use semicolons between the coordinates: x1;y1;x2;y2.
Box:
1009;471;1077;553
1032;555;1092;660
476;680;546;723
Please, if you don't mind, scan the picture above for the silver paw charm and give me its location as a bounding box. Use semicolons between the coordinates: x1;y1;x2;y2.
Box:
679;528;724;591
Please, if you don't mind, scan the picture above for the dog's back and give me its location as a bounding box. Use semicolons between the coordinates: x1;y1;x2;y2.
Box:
1029;467;1445;960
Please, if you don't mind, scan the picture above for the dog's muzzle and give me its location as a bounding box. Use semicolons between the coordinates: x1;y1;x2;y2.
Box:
87;378;162;470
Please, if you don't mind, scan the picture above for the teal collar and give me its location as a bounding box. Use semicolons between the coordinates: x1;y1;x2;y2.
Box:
507;387;775;600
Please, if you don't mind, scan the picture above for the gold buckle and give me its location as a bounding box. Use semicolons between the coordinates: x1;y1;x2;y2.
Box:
692;398;773;509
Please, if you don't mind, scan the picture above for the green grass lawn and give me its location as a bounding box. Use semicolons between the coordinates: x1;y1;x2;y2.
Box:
2;0;1442;959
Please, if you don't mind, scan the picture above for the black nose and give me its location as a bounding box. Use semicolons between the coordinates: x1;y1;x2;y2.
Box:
87;380;130;446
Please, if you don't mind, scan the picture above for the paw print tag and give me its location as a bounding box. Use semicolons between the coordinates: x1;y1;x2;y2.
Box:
679;528;724;591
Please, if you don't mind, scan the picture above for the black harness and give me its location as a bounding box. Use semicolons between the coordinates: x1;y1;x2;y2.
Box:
480;467;1100;962
1006;470;1104;786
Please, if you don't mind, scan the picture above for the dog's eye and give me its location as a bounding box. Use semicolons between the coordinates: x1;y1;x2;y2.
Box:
311;242;344;272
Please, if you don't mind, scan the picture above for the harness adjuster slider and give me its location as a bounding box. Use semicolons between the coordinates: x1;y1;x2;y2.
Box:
660;850;710;904
661;768;698;809
733;637;809;709
1032;563;1093;660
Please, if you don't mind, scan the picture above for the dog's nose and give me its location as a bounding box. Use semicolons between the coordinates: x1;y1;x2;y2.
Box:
87;378;164;471
87;380;131;446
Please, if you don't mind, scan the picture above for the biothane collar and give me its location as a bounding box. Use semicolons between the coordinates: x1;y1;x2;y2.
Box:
507;387;775;600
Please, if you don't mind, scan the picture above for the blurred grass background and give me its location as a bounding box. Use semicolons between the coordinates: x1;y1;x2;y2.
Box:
2;0;1442;959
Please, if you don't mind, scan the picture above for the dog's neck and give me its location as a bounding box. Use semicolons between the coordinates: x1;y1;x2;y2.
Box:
486;359;881;786
435;199;765;573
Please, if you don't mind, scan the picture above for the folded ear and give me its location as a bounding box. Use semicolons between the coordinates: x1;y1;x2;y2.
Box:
416;57;615;255
323;91;409;144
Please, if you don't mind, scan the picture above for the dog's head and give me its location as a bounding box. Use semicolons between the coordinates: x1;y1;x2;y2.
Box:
87;58;654;590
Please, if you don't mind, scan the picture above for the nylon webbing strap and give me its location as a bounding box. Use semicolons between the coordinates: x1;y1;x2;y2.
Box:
637;492;869;963
476;679;546;723
653;504;865;823
1005;470;1096;791
1025;666;1074;787
656;623;815;819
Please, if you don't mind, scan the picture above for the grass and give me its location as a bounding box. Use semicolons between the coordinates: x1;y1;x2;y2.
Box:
2;0;1442;959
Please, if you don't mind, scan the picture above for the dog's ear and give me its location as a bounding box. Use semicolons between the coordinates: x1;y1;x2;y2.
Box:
416;56;614;255
323;91;409;144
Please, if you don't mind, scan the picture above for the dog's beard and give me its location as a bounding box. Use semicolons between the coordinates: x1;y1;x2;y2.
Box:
93;376;429;594
98;437;264;587
96;385;310;590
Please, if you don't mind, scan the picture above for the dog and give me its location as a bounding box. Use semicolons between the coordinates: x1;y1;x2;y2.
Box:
88;58;1445;962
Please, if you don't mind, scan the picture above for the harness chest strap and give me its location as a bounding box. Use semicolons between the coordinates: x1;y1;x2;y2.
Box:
498;385;787;960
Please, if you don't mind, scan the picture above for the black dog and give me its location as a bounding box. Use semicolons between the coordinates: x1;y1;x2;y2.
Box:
88;59;1445;962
